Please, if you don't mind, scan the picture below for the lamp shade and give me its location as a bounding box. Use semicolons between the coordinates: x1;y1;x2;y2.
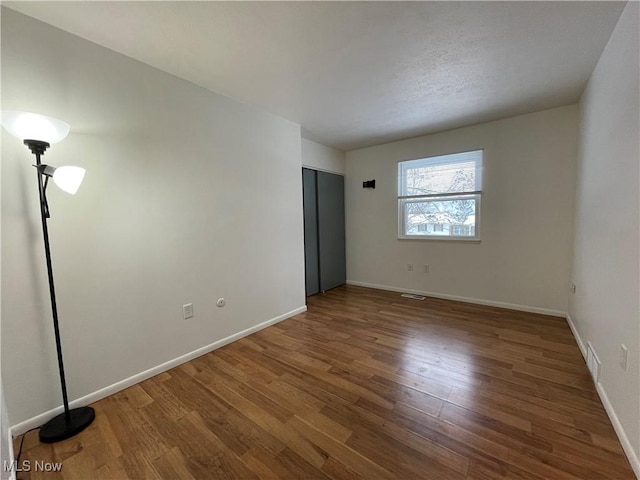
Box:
1;111;70;144
52;166;85;195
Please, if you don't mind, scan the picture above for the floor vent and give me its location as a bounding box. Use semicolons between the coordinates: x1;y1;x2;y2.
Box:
401;293;426;300
586;342;601;384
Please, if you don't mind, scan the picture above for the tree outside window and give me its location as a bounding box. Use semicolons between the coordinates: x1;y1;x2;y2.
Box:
398;150;483;240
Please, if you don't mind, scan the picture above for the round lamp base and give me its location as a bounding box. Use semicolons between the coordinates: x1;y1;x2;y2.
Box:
39;406;95;443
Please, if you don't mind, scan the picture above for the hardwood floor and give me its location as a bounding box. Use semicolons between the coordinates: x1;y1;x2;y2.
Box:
14;285;635;479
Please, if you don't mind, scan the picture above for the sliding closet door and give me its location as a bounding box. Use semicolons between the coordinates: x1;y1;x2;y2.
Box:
317;171;346;292
302;168;320;296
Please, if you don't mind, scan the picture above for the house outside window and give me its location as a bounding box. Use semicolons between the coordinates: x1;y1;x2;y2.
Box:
398;150;483;240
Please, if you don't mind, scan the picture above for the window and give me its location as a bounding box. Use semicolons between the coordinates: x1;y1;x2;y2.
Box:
398;150;482;240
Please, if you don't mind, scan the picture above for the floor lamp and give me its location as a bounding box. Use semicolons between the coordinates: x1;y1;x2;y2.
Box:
1;111;95;443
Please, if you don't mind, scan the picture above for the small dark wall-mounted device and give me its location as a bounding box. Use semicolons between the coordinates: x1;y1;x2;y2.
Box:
363;179;376;189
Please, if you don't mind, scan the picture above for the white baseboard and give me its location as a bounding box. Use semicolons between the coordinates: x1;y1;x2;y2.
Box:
346;280;566;317
565;314;639;478
596;382;640;478
10;305;306;437
565;313;587;359
7;428;15;480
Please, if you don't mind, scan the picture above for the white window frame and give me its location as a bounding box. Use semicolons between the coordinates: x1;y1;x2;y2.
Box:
397;150;483;241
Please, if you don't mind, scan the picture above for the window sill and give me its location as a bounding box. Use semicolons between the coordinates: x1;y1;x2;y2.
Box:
398;235;481;243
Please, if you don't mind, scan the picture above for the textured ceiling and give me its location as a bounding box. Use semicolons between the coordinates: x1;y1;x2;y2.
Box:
4;1;626;151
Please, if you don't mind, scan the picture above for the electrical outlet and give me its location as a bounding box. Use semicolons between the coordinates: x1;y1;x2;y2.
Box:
183;303;194;319
407;264;413;272
423;265;430;273
570;283;576;294
620;344;628;371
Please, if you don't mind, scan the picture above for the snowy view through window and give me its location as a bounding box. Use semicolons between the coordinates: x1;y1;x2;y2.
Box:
398;151;482;239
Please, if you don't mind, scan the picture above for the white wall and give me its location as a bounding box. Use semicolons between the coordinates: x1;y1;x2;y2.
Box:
302;138;345;175
0;381;11;480
1;9;306;427
569;2;639;474
346;105;577;314
0;8;12;471
0;13;13;467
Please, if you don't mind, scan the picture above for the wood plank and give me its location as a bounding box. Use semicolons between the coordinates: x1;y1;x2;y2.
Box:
12;285;634;479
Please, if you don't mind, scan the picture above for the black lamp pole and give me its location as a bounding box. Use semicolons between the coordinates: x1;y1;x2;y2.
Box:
24;139;95;443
